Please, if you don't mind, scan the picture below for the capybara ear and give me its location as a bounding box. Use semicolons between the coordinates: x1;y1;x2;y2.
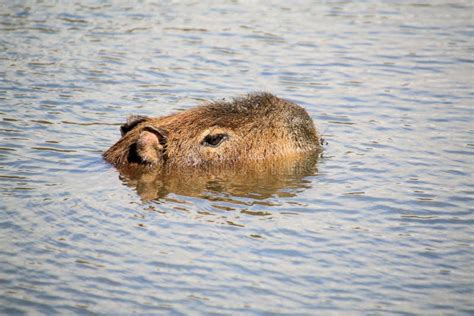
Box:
142;126;168;145
136;126;168;164
120;115;149;136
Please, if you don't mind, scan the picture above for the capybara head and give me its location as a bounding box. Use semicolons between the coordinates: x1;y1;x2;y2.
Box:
103;93;322;172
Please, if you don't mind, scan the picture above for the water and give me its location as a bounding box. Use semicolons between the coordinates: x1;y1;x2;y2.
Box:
1;1;473;314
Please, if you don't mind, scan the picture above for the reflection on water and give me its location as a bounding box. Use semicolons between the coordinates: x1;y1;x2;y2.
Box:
119;154;319;201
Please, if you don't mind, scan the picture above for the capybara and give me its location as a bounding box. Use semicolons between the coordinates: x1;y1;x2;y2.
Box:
103;92;322;172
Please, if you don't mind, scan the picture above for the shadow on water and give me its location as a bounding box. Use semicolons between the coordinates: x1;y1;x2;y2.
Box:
115;153;320;202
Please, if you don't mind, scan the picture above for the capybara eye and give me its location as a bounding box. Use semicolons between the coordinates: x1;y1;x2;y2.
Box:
202;134;228;147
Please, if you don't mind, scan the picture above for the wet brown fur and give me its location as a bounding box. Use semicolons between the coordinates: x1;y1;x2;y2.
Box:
103;92;321;172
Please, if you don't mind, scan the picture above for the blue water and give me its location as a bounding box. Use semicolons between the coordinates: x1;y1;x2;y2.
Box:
1;1;473;314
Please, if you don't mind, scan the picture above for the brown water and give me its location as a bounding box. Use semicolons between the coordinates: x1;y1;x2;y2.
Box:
1;1;473;314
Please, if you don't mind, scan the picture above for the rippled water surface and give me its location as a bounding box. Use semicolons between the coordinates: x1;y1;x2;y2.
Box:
1;1;473;314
